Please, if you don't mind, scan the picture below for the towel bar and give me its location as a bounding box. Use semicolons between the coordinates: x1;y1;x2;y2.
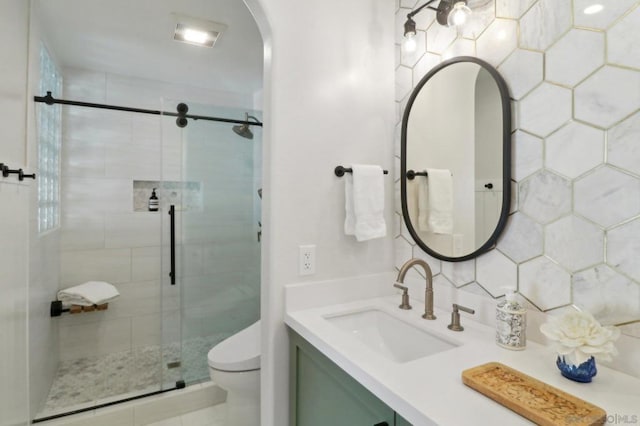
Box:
50;300;109;317
406;169;452;180
334;165;389;177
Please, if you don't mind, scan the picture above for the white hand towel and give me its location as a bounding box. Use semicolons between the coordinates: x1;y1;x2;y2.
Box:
57;281;120;306
425;168;453;234
417;172;430;231
344;164;387;241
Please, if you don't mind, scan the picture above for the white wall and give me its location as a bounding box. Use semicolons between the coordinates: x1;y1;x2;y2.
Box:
0;0;30;424
246;0;396;424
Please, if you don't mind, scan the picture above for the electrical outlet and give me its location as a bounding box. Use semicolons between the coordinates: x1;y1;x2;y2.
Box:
299;245;316;276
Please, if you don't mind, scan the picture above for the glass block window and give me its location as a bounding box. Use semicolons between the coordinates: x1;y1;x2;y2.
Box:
37;44;62;234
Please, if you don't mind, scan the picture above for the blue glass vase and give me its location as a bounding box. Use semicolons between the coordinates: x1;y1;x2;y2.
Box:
556;356;597;383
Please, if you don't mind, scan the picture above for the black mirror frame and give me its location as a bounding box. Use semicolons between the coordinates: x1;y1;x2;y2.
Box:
400;56;512;262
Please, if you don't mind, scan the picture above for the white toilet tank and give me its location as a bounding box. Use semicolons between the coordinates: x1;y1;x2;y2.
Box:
208;320;261;372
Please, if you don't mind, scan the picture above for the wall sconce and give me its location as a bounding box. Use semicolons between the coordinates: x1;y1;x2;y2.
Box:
404;0;471;51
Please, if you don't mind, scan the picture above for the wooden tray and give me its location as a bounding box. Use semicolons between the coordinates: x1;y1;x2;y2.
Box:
462;362;606;426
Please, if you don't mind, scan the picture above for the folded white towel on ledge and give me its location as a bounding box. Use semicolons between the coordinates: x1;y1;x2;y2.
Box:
57;281;120;306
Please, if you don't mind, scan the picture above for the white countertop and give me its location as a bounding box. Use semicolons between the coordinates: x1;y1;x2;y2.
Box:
285;295;640;425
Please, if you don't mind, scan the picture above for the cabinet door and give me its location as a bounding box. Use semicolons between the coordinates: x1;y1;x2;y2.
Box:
290;332;395;426
395;414;413;426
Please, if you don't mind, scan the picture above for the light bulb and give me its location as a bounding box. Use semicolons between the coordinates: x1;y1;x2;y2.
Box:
447;2;471;27
404;34;417;53
583;4;604;14
183;29;210;44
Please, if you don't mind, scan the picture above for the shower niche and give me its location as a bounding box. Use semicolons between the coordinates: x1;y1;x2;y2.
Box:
133;180;203;212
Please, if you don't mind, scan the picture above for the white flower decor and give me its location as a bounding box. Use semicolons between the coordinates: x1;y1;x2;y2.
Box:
539;310;621;365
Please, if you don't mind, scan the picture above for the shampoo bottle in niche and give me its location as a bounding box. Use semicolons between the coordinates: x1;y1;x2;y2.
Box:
148;188;159;211
496;288;526;350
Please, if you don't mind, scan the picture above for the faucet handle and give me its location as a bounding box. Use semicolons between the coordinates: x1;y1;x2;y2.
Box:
447;303;475;332
393;283;412;310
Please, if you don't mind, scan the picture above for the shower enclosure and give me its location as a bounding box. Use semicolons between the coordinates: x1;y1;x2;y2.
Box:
34;94;261;421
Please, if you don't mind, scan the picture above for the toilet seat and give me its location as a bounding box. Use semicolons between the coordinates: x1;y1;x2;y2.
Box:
208;320;261;372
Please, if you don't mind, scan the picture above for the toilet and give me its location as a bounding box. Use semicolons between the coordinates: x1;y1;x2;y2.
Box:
208;320;261;426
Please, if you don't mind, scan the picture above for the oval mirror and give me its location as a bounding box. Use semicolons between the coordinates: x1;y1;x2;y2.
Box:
401;56;511;262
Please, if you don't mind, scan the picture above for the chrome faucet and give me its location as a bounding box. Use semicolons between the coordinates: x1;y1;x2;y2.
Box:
395;258;435;320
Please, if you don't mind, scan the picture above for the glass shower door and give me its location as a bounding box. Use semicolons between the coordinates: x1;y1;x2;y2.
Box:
161;100;261;387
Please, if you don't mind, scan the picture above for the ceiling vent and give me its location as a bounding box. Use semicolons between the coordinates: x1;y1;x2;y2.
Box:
172;14;227;48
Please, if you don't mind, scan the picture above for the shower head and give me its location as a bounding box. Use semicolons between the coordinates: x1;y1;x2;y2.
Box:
233;123;253;139
232;112;259;140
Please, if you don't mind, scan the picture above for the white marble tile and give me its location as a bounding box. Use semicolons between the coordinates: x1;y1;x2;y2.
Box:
105;213;161;249
573;265;640;325
105;141;162;181
496;0;536;19
132;314;161;348
412;8;436;31
607;218;640;282
400;0;418;9
519;170;571;225
573;0;637;30
574;65;640;129
63;68;107;103
60;213;106;251
519;0;572;51
460;0;496;39
426;23;457;54
395;43;401;69
608;6;640;70
412;52;441;87
394;237;414;269
401;31;426;67
412;247;441;276
497;213;543;263
442;38;475;61
476;19;518;67
460;282;493;299
519;256;571;311
519;82;572;137
61;177;132;215
441;259;475;287
545;215;604;272
61;136;106;178
395;66;413;101
58;317;132;360
497;49;543;100
608;112;640;176
574;167;640;228
545;29;605;87
476;250;517;297
131;247;161;282
62;108;132;147
60;248;132;286
545;122;604;179
510;181;518;214
512;131;543;181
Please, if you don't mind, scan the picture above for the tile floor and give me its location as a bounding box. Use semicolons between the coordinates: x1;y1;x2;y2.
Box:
146;404;226;426
38;333;230;418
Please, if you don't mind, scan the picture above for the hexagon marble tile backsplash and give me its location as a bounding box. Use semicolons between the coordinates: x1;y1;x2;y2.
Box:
393;0;640;337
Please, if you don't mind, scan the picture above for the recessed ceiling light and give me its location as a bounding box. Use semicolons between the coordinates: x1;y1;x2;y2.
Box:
172;14;227;48
583;4;604;15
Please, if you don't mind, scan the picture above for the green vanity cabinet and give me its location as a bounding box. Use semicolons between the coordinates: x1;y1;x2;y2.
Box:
289;331;412;426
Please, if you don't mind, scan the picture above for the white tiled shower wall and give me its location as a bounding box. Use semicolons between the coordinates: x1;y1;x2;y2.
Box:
394;0;640;337
57;68;260;361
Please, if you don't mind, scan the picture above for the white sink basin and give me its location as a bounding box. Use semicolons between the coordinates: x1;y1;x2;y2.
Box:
325;309;457;363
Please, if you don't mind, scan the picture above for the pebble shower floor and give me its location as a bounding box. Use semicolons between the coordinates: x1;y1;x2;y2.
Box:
37;333;230;418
